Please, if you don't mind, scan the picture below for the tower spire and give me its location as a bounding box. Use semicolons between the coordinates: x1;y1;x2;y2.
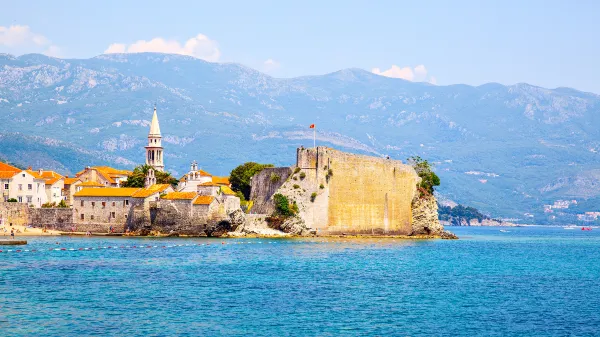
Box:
145;106;164;171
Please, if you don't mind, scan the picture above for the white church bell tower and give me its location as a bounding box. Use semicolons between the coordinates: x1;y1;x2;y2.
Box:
145;107;164;172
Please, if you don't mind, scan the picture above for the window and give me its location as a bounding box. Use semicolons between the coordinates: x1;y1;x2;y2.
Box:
3;184;8;189
26;196;32;203
111;212;115;219
125;200;129;206
90;215;94;220
102;202;106;208
22;174;25;177
125;214;128;219
112;202;116;207
28;184;32;190
18;196;22;202
18;184;22;191
80;214;84;220
91;202;95;207
81;200;84;207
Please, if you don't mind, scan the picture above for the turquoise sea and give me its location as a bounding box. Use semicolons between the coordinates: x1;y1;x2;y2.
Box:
1;226;599;336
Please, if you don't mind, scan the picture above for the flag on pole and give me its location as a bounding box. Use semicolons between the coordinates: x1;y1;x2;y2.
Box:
309;124;315;129
309;124;316;148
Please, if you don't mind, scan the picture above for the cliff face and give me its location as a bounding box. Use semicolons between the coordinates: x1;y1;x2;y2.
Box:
411;194;444;235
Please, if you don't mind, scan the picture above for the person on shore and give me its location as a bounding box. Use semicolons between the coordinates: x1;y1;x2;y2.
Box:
10;229;14;239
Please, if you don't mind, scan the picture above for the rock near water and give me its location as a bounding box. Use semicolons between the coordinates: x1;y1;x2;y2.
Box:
411;194;445;236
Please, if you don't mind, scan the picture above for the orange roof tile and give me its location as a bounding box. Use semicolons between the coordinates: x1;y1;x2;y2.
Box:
132;184;172;198
74;187;141;197
93;166;132;176
36;170;64;185
0;162;20;173
78;181;105;187
198;170;212;177
64;177;80;185
25;170;44;179
0;171;18;179
212;176;230;185
161;192;197;200
220;186;237;196
199;182;220;187
193;196;215;205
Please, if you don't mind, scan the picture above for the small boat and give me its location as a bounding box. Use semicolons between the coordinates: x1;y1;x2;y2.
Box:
499;229;510;233
581;227;593;231
563;226;576;230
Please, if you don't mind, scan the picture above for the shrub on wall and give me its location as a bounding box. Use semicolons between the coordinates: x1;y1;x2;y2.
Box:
310;192;317;202
273;193;296;217
299;172;306;180
270;173;281;183
7;198;17;202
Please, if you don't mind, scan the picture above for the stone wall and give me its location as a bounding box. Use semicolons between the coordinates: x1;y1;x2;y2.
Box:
256;147;422;235
29;208;73;230
73;196;143;232
0;202;29;226
249;167;292;214
0;202;74;230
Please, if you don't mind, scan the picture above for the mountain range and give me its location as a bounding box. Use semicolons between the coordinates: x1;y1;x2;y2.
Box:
1;52;599;223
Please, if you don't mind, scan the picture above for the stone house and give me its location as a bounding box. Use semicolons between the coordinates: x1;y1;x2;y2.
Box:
73;184;172;230
76;166;132;187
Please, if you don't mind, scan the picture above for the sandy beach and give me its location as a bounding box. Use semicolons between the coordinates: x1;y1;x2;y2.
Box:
0;224;61;237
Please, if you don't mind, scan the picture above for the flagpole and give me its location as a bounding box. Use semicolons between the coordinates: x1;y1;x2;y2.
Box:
313;126;316;149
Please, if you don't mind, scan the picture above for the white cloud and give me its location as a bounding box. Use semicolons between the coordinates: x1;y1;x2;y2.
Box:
104;33;221;62
263;58;280;72
0;25;61;57
372;64;436;84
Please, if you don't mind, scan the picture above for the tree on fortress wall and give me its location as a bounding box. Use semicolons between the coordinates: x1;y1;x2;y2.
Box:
120;165;178;188
407;156;440;196
230;162;274;200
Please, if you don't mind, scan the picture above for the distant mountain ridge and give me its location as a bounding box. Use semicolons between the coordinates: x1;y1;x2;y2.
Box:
1;52;599;223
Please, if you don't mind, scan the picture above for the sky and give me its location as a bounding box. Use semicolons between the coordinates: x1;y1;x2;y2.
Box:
1;0;599;93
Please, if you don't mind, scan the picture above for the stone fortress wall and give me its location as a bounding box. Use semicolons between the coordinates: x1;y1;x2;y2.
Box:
274;147;420;235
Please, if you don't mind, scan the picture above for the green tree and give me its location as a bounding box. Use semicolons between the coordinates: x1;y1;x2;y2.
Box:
120;164;179;188
57;199;68;208
273;193;297;217
230;162;274;200
407;156;441;195
7;198;17;202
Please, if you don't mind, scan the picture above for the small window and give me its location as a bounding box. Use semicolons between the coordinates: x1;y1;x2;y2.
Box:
28;184;32;190
91;202;95;207
102;202;106;208
3;184;8;189
125;200;129;206
111;212;115;219
112;202;116;207
91;215;94;220
22;173;25;177
81;200;84;207
125;214;128;219
80;214;84;220
18;196;22;202
26;196;32;203
18;184;22;191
